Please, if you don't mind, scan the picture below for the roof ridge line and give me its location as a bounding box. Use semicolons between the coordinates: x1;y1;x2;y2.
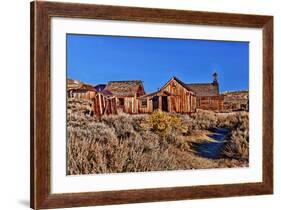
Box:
108;80;142;83
186;83;214;85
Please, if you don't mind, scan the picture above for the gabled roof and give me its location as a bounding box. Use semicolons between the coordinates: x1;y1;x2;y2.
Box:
67;79;80;89
67;79;96;92
172;77;194;92
105;80;145;97
161;76;195;93
185;83;219;96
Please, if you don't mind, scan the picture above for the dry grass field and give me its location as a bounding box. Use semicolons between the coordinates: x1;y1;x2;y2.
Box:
67;98;249;175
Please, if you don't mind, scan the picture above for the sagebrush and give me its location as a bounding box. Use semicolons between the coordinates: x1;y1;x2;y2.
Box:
67;100;249;175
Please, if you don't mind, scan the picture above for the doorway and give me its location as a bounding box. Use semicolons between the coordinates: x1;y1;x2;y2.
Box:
152;96;159;111
162;96;168;112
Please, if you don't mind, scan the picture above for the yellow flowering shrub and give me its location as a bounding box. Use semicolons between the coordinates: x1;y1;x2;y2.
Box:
145;110;183;137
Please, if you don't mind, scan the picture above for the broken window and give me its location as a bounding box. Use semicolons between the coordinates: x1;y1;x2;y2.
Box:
118;98;125;106
141;99;147;108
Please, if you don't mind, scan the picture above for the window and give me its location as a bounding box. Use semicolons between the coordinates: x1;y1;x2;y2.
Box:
118;98;125;106
141;99;147;108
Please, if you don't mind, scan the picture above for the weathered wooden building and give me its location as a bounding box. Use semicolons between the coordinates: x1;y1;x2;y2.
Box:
67;73;227;116
67;79;97;100
138;77;196;114
104;80;146;114
185;73;224;111
67;79;117;116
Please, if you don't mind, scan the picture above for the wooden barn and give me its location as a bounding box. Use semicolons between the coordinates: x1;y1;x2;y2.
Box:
138;77;196;114
104;80;145;114
185;73;224;111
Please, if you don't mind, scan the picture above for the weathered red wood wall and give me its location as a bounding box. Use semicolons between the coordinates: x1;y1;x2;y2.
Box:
69;90;96;100
161;79;196;113
138;98;152;114
114;96;140;114
137;78;196;114
197;95;224;111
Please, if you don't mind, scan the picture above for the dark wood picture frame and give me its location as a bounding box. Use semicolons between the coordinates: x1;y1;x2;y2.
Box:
30;1;273;209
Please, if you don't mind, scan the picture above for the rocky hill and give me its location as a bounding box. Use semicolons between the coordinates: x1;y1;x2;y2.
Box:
222;90;249;111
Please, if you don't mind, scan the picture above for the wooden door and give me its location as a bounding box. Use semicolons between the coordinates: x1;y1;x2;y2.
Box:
162;96;168;112
152;96;159;111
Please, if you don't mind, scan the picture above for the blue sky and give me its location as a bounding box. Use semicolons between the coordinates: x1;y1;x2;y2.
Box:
67;34;249;93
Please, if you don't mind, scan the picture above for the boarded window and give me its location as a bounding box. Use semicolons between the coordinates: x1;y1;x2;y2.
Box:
118;98;125;106
141;99;147;108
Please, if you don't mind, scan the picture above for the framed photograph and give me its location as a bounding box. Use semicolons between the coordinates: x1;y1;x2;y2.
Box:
30;1;273;209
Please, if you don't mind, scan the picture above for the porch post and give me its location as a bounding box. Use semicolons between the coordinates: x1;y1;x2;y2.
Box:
159;95;162;111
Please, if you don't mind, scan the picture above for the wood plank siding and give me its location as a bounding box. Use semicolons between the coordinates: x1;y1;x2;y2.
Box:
197;95;224;111
185;73;224;111
137;77;196;114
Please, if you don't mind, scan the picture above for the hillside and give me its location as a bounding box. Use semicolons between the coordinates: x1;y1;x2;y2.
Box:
222;90;249;111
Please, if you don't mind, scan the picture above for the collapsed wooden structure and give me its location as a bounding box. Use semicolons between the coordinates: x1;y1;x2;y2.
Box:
67;73;226;116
